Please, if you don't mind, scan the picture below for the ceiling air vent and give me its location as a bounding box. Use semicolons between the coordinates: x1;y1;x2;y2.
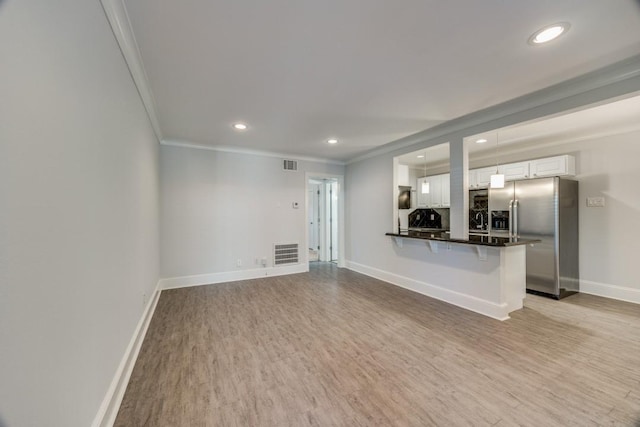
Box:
283;159;298;171
274;243;299;265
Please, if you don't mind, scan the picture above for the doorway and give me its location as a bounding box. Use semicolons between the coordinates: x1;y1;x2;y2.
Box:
306;175;344;266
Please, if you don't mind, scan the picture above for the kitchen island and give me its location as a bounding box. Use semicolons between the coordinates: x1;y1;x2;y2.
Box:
383;231;539;320
387;230;537;247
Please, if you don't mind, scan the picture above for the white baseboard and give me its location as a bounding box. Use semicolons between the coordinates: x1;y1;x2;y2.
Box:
580;279;640;305
92;282;162;427
158;263;309;290
345;260;510;321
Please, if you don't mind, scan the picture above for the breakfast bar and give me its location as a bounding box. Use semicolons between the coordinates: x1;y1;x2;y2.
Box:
385;231;540;320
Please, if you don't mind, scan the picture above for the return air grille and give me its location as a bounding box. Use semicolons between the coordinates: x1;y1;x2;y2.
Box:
274;243;299;265
283;159;298;171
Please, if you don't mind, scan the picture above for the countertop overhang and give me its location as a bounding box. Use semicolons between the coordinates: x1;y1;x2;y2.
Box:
386;231;540;247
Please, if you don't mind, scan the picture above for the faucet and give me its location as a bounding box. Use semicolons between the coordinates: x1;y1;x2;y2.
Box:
475;211;485;230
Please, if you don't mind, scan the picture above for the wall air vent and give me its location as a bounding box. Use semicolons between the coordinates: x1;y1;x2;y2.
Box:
274;243;299;265
283;159;298;171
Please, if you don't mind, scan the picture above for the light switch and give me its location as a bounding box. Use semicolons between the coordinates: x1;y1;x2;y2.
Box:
586;197;605;207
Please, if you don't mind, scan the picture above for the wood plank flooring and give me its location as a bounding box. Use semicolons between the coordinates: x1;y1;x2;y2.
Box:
115;263;640;426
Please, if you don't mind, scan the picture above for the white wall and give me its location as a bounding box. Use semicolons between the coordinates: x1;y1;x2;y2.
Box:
346;130;640;305
0;0;160;426
160;145;344;280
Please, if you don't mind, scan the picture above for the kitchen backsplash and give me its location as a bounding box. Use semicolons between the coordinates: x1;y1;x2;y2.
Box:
408;208;450;230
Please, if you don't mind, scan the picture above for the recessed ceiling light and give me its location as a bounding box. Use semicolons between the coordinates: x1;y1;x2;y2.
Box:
327;138;338;144
475;138;487;144
528;22;570;45
232;122;248;131
417;155;425;158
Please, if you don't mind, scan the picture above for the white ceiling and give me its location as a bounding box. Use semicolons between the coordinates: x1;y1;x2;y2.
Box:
123;0;640;162
397;93;640;167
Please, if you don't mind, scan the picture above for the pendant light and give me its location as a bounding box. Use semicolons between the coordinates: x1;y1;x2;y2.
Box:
490;132;505;189
421;150;430;194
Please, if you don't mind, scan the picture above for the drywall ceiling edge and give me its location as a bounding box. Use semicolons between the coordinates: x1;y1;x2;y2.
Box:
347;54;640;165
161;140;347;166
100;0;163;141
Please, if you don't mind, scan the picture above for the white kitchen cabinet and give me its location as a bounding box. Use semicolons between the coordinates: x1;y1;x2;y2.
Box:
441;173;450;207
428;175;443;207
499;161;530;181
530;155;576;178
416;177;428;207
417;175;448;208
397;164;410;186
469;169;477;189
466;155;576;191
474;167;496;189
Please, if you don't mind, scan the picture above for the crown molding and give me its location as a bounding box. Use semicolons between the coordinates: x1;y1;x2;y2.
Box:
347;54;640;165
100;0;163;141
161;139;346;166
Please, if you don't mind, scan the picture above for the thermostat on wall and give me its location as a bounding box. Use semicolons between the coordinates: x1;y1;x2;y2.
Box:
292;202;299;209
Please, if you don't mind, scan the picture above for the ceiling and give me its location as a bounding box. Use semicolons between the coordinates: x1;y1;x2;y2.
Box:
397;94;640;167
123;0;640;162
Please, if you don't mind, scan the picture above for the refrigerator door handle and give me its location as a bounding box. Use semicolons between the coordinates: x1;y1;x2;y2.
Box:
508;200;514;238
514;199;519;238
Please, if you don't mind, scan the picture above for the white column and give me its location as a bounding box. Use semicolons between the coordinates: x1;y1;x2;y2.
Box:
449;137;468;239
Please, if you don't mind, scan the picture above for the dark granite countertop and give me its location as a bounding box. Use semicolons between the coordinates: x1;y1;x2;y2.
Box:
386;231;540;247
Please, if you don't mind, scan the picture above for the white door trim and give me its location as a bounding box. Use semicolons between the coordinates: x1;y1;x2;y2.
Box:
305;173;346;268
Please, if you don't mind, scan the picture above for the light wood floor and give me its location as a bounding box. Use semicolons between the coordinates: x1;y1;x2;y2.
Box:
115;263;640;426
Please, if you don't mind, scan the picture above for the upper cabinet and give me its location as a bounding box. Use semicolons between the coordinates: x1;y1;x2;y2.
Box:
530;155;576;178
416;174;450;208
441;173;450;207
470;167;496;189
397;164;410;186
469;155;575;189
417;155;575;205
416;177;429;207
499;161;530;181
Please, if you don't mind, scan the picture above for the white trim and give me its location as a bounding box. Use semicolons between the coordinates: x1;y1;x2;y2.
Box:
580;280;640;305
92;281;162;427
100;0;163;141
161;139;346;166
159;263;308;290
305;172;346;268
345;260;510;321
347;55;640;165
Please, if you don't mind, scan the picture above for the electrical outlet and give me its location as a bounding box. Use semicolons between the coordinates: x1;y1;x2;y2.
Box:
261;257;267;267
586;197;605;207
236;259;242;267
142;293;148;306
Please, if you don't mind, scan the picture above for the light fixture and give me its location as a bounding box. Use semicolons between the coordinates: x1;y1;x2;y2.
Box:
475;138;487;144
421;150;430;194
327;138;338;144
417;155;424;158
232;122;248;131
490;132;505;189
421;180;430;194
528;22;570;45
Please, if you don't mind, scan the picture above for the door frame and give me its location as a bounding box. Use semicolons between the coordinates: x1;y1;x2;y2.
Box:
305;172;345;268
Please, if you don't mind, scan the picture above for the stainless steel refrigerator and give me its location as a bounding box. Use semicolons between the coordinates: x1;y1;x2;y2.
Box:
489;177;579;299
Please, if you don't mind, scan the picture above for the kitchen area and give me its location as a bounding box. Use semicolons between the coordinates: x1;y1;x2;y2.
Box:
388;94;640;319
393;135;580;303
